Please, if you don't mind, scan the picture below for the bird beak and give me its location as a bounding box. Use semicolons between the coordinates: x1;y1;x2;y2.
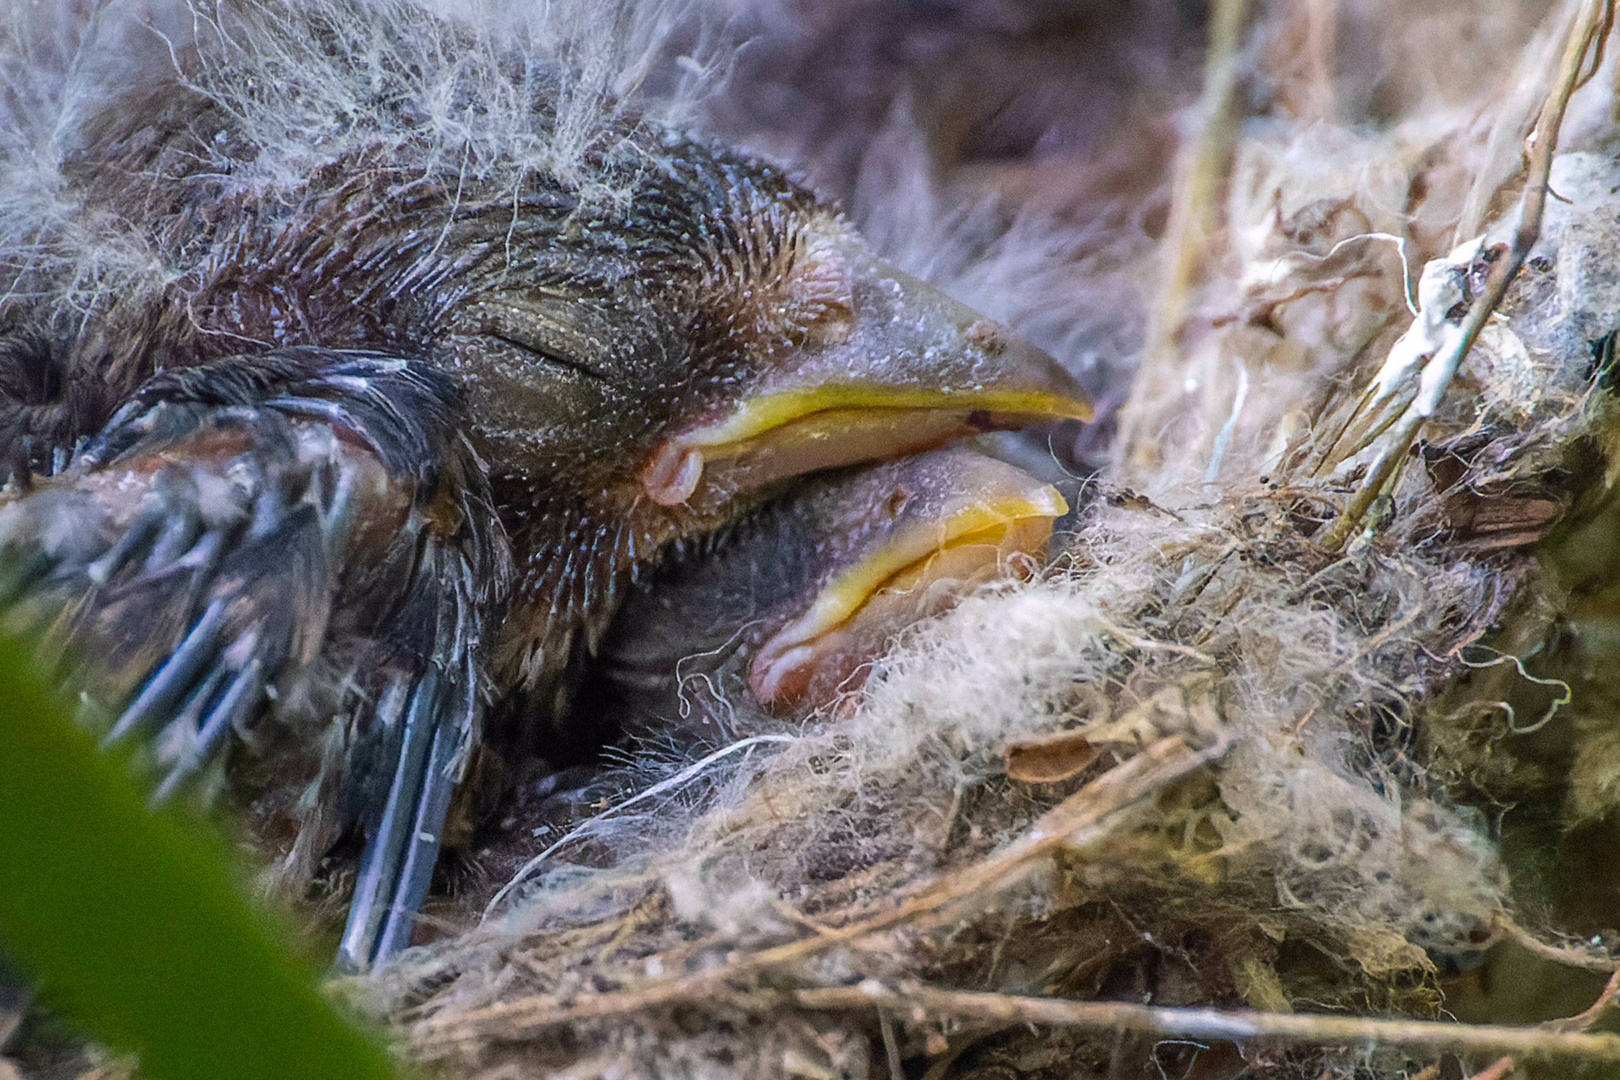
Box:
640;245;1092;507
748;448;1067;709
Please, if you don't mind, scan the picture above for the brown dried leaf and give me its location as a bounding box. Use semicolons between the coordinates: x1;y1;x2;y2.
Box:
1005;730;1100;784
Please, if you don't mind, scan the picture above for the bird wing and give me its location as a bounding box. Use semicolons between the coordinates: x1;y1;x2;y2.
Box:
0;347;511;969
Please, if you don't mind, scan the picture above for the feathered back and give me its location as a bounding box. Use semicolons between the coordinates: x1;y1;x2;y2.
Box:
0;0;726;325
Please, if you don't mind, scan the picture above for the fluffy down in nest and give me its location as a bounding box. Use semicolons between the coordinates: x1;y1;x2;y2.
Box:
9;2;1620;1080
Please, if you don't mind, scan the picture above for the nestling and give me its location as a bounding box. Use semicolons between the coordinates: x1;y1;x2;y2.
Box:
588;445;1067;745
0;0;1090;967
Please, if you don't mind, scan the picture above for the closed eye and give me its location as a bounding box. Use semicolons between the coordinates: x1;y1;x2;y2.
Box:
477;301;618;384
484;328;612;383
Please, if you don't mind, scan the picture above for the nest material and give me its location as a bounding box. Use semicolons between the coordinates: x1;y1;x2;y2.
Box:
8;1;1620;1078
352;4;1620;1078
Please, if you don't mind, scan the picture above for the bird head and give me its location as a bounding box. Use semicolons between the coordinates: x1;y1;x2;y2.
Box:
591;444;1068;743
433;133;1092;684
16;44;1089;699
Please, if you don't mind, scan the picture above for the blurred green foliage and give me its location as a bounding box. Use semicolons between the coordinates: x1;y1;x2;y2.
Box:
0;635;402;1080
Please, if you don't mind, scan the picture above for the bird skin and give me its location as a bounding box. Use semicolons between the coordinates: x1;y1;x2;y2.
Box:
0;1;1091;967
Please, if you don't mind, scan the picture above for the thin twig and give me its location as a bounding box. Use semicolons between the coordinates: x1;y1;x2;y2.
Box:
1320;0;1614;551
786;983;1620;1063
1547;968;1620;1033
710;735;1222;971
1463;1056;1517;1080
1498;919;1620;973
414;736;1225;1048
1118;0;1252;469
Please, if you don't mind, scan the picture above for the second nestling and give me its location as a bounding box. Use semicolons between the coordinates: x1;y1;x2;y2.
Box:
587;445;1068;748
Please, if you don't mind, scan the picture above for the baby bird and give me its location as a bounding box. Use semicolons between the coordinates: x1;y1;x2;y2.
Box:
588;445;1067;745
0;1;1089;967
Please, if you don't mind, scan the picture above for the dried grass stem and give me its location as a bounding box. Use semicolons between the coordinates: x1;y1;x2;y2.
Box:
785;983;1620;1063
1321;0;1616;550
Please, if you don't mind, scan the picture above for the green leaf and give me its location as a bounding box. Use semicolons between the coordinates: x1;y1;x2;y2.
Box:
0;636;402;1080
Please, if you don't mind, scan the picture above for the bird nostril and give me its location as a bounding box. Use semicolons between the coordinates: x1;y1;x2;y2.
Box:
965;319;1007;355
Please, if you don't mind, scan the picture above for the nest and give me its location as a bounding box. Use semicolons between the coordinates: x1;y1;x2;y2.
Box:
9;1;1620;1078
333;2;1620;1078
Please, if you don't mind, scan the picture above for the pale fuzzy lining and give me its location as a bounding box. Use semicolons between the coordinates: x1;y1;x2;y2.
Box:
0;0;728;320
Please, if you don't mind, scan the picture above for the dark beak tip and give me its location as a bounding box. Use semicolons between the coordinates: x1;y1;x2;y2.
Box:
1000;335;1093;421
